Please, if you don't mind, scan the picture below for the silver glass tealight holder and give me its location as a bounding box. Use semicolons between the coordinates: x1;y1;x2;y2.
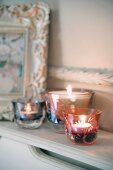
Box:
12;98;46;128
12;92;46;129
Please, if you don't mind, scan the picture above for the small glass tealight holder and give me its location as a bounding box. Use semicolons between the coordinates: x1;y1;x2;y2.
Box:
64;108;102;145
46;88;94;133
12;97;46;129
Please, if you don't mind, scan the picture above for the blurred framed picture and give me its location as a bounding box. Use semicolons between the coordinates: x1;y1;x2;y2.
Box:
0;26;30;98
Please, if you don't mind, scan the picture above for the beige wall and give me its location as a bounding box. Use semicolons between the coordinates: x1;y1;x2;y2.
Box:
47;0;113;70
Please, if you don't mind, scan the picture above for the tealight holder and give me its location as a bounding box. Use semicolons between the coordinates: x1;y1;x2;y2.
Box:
12;97;46;129
46;88;94;133
64;108;102;145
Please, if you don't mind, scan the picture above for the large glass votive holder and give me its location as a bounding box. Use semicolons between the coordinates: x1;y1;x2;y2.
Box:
46;89;94;133
64;108;102;145
12;98;46;129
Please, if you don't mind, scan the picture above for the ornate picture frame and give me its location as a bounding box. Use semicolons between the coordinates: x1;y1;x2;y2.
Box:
0;2;50;100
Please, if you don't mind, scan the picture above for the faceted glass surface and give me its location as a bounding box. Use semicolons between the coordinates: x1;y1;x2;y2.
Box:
64;108;102;145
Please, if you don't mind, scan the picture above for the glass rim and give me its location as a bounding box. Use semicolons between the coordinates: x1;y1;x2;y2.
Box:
63;108;102;116
47;88;94;95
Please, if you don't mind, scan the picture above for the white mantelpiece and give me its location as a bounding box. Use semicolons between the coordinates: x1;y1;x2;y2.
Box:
0;121;113;170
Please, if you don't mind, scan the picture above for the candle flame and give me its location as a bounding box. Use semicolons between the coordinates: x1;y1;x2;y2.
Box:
66;84;77;101
80;115;86;124
25;103;32;112
66;84;72;97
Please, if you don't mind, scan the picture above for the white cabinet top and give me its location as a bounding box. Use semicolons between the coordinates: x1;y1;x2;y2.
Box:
0;121;113;170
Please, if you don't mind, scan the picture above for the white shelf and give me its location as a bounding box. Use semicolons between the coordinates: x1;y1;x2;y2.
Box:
0;121;113;170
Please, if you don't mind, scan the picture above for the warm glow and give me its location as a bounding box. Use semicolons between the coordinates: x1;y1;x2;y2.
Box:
73;115;91;128
80;115;86;124
25;103;32;112
21;103;37;115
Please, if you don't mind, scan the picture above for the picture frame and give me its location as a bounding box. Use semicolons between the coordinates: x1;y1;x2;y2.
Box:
0;2;50;100
49;66;113;86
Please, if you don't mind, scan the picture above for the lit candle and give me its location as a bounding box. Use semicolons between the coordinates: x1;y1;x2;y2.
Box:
73;115;91;128
21;103;37;115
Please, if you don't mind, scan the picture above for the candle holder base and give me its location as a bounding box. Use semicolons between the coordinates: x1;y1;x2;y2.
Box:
65;131;98;145
15;110;46;129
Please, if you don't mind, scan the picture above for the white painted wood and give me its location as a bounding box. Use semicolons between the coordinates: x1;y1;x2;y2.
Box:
29;145;85;170
0;122;113;170
0;137;84;170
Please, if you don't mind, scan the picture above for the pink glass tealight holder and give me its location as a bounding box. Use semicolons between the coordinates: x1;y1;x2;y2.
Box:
64;108;102;145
